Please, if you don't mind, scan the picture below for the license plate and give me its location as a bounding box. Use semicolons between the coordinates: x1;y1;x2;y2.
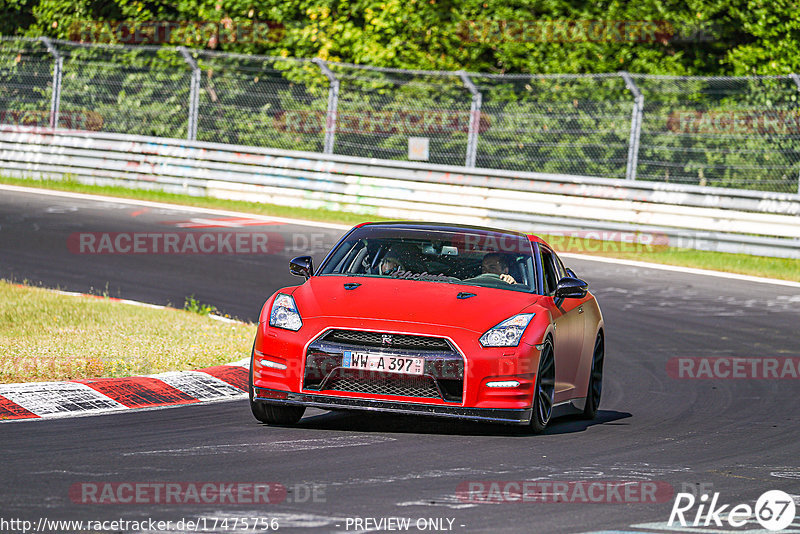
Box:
342;351;424;375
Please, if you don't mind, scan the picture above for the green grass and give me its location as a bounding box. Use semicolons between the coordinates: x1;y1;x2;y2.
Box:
0;280;255;384
1;175;798;282
0;175;390;226
540;235;800;282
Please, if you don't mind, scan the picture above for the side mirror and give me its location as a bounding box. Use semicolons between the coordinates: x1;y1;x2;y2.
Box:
555;276;588;299
289;256;314;279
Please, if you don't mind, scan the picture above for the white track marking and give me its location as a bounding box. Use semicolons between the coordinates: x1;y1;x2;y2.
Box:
629;519;800;533
227;357;251;368
208;314;243;324
0;184;350;230
51;289;167;309
0;381;125;417
560;253;800;288
397;494;479;509
149;371;245;401
4;183;797;287
135;511;352;532
124;435;397;456
770;471;800;480
50;287;247;323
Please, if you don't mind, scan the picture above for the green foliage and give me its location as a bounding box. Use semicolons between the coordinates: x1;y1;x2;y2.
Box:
183;295;217;316
3;0;799;75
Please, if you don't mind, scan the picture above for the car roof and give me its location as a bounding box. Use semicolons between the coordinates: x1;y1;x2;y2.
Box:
354;221;551;248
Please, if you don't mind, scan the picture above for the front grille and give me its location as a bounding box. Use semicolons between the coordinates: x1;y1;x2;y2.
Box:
323;369;441;399
323;330;451;351
304;329;465;403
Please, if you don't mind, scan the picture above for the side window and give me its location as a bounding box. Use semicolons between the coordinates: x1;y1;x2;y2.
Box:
539;248;559;295
553;252;567;280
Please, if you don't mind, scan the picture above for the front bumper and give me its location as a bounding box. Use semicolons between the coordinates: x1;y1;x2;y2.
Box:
254;318;542;412
253;386;533;425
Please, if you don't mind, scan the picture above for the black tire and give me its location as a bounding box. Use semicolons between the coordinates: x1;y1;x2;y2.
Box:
249;349;305;425
252;401;305;425
530;339;555;433
582;333;604;420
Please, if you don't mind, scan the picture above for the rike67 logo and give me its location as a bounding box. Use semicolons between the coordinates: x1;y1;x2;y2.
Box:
669;490;797;531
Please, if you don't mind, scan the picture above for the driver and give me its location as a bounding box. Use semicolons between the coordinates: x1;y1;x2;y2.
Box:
379;250;405;275
378;242;423;276
482;253;516;284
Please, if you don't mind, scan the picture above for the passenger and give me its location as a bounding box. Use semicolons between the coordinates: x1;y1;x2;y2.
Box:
482;253;516;284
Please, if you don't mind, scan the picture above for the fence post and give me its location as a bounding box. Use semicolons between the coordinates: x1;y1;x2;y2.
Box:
458;71;482;168
620;72;643;181
40;37;63;129
792;74;800;195
314;59;339;155
178;47;200;141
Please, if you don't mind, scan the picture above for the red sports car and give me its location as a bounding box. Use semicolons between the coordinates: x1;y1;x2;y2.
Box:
249;222;604;432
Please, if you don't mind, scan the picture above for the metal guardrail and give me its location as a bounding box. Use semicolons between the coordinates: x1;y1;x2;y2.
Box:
2;37;800;194
1;125;799;258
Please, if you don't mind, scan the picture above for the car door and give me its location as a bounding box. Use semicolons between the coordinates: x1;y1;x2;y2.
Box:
539;246;585;401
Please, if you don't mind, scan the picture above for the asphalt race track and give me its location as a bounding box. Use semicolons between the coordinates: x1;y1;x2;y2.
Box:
1;186;799;534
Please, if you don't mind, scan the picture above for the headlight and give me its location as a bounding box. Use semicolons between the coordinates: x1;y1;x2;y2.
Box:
479;313;534;347
269;293;302;331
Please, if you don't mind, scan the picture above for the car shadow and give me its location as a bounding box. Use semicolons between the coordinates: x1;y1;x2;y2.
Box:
535;410;632;436
291;409;632;437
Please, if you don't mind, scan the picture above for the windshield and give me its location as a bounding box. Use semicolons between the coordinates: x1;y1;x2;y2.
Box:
318;226;537;293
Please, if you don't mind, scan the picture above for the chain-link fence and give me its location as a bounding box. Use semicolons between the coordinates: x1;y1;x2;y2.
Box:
2;37;799;194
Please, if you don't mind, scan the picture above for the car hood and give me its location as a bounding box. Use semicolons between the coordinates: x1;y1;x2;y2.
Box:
291;276;542;334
